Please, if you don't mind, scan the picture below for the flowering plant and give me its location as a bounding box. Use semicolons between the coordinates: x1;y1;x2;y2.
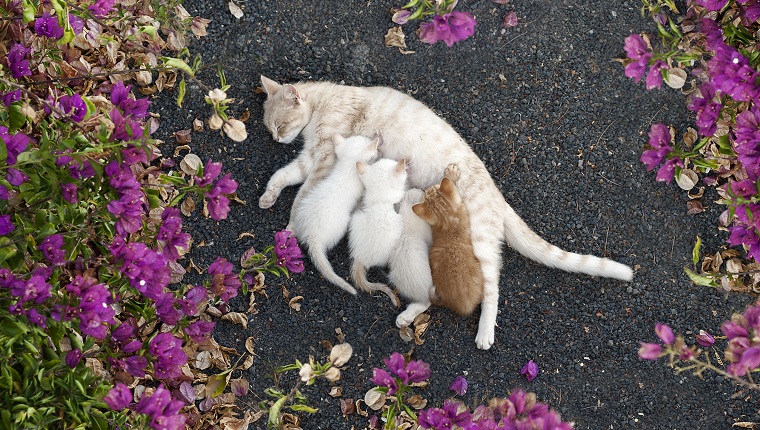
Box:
390;0;476;47
623;0;760;290
0;0;295;428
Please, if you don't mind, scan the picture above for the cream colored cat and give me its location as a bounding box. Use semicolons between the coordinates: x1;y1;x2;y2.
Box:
258;75;634;350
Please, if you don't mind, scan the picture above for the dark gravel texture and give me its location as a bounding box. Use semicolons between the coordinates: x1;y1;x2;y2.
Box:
149;1;760;428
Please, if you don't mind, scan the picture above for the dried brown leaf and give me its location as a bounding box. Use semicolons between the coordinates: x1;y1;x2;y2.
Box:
399;326;413;342
364;387;387;411
245;337;256;354
329;343;353;367
289;296;303;311
192;17;211;38
335;327;346;343
676;169;698;191
180;153;202;175
209;113;224;130
407;394;427;409
329;386;343;397
221;312;248;329
686;200;704;215
384;26;406;49
196;350;212;370
228;1;244;19
340;398;355;416
193;117;204;131
324;367;341;382
174;128;192;144
180;196;196;216
223;118;248;142
240;354;255;370
664;67;687;89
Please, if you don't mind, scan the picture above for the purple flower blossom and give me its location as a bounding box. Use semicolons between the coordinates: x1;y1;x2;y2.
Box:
184;320;216;343
623;34;652;83
274;230;305;273
418;400;472;429
88;0;116;18
370;368;398;395
208;257;242;302
61;183;78;204
655;323;675;345
722;320;750;339
392;9;411;25
110;237;171;300
0;215;14;236
68;14;84;34
520;359;539;381
638;342;663;360
419;11;477;47
449;375;468;396
103;383;133;410
27;308;46;328
59;94;87;122
149;333;188;380
646;60;667;90
696;0;728;11
68;276;116;339
6;168;28;186
503;11;518;28
124;355;148;378
155;294;182;325
656;157;684;183
69;160;96;179
157;207;189;261
34;13;64;39
0;126;30;166
40;234;66;266
66;348;82;368
194;160;222;186
111;321;135;344
2;90;20;106
8;44;31;79
121;144;149;165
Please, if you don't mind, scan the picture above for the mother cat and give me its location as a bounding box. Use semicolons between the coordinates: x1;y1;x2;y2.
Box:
257;75;633;350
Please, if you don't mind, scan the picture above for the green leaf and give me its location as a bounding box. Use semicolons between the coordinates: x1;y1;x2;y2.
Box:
684;267;717;287
162;57;195;76
206;370;231;398
692;236;701;267
268;396;287;429
7;104;26;132
176;78;186;108
21;0;35;23
289;404;318;414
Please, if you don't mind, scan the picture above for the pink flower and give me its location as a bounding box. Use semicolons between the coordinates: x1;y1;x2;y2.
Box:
449;375;468;396
655;323;675;345
419;11;476;47
503;11;517;28
638;342;663;360
695;330;715;347
520;359;538;381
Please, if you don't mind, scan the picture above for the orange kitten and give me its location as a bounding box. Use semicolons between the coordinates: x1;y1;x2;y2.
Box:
413;164;483;316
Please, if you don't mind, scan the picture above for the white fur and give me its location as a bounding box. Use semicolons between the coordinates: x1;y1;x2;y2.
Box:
388;188;434;328
348;159;407;306
293;135;379;296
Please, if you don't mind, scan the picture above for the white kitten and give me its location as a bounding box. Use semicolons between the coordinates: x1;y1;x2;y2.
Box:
348;158;407;306
293;134;379;296
389;188;434;328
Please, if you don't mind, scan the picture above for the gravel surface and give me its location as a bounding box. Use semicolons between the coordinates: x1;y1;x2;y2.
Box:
150;1;759;428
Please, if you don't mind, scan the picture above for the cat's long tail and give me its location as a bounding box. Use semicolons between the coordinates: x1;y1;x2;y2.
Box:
351;261;400;307
502;202;634;281
308;243;359;296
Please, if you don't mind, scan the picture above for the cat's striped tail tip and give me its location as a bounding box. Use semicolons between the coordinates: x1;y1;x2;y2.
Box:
609;263;634;282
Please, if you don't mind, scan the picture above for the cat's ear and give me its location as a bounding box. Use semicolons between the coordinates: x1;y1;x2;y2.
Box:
394;159;406;175
440;177;462;203
412;203;434;224
260;75;282;96
369;136;381;152
356;161;368;175
282;84;301;105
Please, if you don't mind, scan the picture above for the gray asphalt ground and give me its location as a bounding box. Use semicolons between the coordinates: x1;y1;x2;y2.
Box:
151;1;760;428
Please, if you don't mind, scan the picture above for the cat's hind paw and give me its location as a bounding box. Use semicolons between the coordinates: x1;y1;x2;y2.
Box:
444;164;460;182
475;325;495;350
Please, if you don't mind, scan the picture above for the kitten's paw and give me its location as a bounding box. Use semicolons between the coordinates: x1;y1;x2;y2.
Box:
395;312;415;328
475;326;495;350
258;190;279;209
444;164;460;182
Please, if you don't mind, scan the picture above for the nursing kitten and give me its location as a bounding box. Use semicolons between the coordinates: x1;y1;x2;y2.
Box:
292;134;379;296
348;158;407;307
389;188;435;328
259;75;634;350
413;164;484;316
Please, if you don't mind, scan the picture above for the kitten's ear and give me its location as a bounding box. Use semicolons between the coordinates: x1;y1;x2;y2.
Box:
333;134;345;147
394;159;406;175
282;84;301;105
369;136;380;152
260;75;282;96
440;177;462;203
356;162;368;175
412;203;434;224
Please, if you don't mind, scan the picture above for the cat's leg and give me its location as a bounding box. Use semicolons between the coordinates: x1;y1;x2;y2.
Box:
351;261;400;307
259;156;310;209
444;163;460;182
286;153;335;232
395;301;430;328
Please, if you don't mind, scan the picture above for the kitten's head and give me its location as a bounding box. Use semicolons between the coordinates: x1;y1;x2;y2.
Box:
412;177;463;226
261;75;311;144
356;158;407;201
333;134;380;164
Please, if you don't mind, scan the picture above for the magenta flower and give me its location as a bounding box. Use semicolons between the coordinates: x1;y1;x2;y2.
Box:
208;257;242;302
40;234;66;266
156;207;190;261
60;183;78;204
503;11;518;28
0;215;14;236
184;320;216;343
655;323;675;345
696;0;728;11
149;332;188;380
392;9;411;25
0;126;30;166
645;60;667;90
27;308;46;328
88;0;116;18
34;13;64;39
103;383;133;410
419;11;476;47
623;34;652;83
370;368;398;395
2;90;20;106
638;342;663;360
274;230;305;273
520;359;539;381
7;168;29;186
8;44;31;79
59;94;87;122
418;400;472;429
68;14;84;34
449;375;468;396
65;348;83;368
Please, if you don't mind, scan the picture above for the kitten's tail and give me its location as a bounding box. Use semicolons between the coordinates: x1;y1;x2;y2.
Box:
308;244;358;296
351;261;400;307
502;202;634;281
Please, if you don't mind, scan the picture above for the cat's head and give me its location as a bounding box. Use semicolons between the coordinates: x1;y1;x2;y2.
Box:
412;177;462;226
333;134;380;164
261;75;311;144
356;158;408;200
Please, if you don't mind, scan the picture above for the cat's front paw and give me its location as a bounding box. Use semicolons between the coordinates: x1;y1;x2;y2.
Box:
475;325;495;350
444;164;460;182
395;311;415;328
259;190;279;209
